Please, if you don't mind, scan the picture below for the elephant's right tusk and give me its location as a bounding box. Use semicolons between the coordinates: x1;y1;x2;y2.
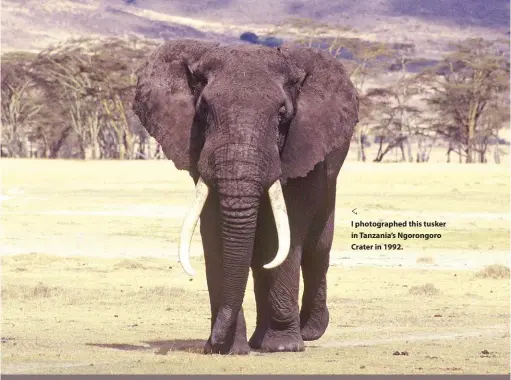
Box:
263;180;291;270
178;176;209;276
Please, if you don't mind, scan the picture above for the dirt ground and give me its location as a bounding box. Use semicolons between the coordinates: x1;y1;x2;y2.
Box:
1;254;509;374
1;159;510;374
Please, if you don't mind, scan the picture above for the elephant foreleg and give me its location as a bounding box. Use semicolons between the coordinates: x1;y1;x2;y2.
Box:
249;194;304;352
248;194;274;349
260;247;304;352
299;183;336;341
200;194;250;354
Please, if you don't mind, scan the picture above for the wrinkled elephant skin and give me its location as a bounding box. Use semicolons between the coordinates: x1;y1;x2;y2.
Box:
133;39;359;354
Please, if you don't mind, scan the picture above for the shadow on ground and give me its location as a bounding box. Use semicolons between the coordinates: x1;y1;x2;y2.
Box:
87;340;274;355
87;339;205;355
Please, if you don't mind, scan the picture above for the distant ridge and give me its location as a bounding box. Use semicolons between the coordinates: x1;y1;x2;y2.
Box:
1;0;508;55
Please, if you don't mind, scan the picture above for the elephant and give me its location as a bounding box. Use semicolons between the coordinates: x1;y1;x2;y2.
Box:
132;39;359;355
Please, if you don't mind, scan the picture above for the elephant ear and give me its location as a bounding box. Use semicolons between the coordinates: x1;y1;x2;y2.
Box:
280;48;359;181
133;39;219;171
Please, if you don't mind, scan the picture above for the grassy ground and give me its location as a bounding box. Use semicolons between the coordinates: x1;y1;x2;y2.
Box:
1;158;509;256
1;254;509;374
1;158;510;374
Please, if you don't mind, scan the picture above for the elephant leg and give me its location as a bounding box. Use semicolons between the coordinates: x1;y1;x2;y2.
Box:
250;163;335;352
259;246;304;352
248;260;270;349
253;165;331;352
199;193;250;355
248;195;275;349
299;146;346;341
251;252;306;353
299;154;339;341
300;205;334;341
203;307;250;355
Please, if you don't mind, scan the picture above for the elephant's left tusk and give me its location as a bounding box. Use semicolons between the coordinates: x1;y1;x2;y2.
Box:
178;176;209;276
263;180;291;270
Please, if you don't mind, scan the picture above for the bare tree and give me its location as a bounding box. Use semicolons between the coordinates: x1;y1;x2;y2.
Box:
478;92;510;163
28;37;158;159
277;18;398;162
419;38;510;163
1;64;42;157
32;44;97;158
391;43;417;162
91;36;158;159
101;95;135;159
366;72;421;163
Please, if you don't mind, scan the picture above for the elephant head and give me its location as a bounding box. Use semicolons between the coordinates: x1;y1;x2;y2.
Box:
133;39;358;327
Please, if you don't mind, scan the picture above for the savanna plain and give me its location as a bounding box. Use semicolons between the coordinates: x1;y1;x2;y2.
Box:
1;157;510;374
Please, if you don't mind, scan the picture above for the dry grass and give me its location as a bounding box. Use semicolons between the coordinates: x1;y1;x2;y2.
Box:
113;259;149;270
476;265;511;280
408;283;441;296
1;159;510;374
416;256;435;264
1;159;509;259
1;282;64;300
134;286;190;299
1;254;510;374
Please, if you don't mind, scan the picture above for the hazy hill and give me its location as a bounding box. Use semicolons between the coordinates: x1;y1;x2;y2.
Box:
123;0;509;29
2;0;509;57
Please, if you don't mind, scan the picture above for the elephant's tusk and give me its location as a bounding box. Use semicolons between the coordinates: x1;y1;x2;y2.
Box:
178;176;209;276
263;180;291;270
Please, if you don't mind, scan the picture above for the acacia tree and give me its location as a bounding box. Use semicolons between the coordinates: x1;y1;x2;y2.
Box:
365;82;421;162
420;38;510;163
364;52;424;163
1;51;76;158
26;37;158;159
389;43;418;162
346;41;396;162
101;95;135;159
1;62;42;157
478;92;509;163
87;36;158;159
32;41;104;158
276;18;397;161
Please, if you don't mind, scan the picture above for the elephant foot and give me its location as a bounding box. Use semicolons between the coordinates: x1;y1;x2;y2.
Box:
258;329;305;353
203;337;251;355
248;325;266;349
203;306;251;355
300;305;329;341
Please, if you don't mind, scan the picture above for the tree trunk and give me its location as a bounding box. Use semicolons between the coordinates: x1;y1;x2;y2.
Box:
494;145;501;164
399;141;406;161
405;137;413;162
91;137;100;159
494;130;501;164
467;101;478;163
49;126;72;159
356;128;366;162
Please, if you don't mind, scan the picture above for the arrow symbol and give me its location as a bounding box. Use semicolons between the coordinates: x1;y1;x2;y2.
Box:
352;208;357;215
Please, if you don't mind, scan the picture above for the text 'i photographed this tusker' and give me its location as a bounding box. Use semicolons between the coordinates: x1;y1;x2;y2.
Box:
133;39;359;355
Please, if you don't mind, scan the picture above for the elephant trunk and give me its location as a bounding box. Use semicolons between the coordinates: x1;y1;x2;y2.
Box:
218;179;260;298
208;148;262;345
179;144;291;276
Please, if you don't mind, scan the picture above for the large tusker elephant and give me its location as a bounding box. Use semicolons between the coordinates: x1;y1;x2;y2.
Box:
133;39;359;355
